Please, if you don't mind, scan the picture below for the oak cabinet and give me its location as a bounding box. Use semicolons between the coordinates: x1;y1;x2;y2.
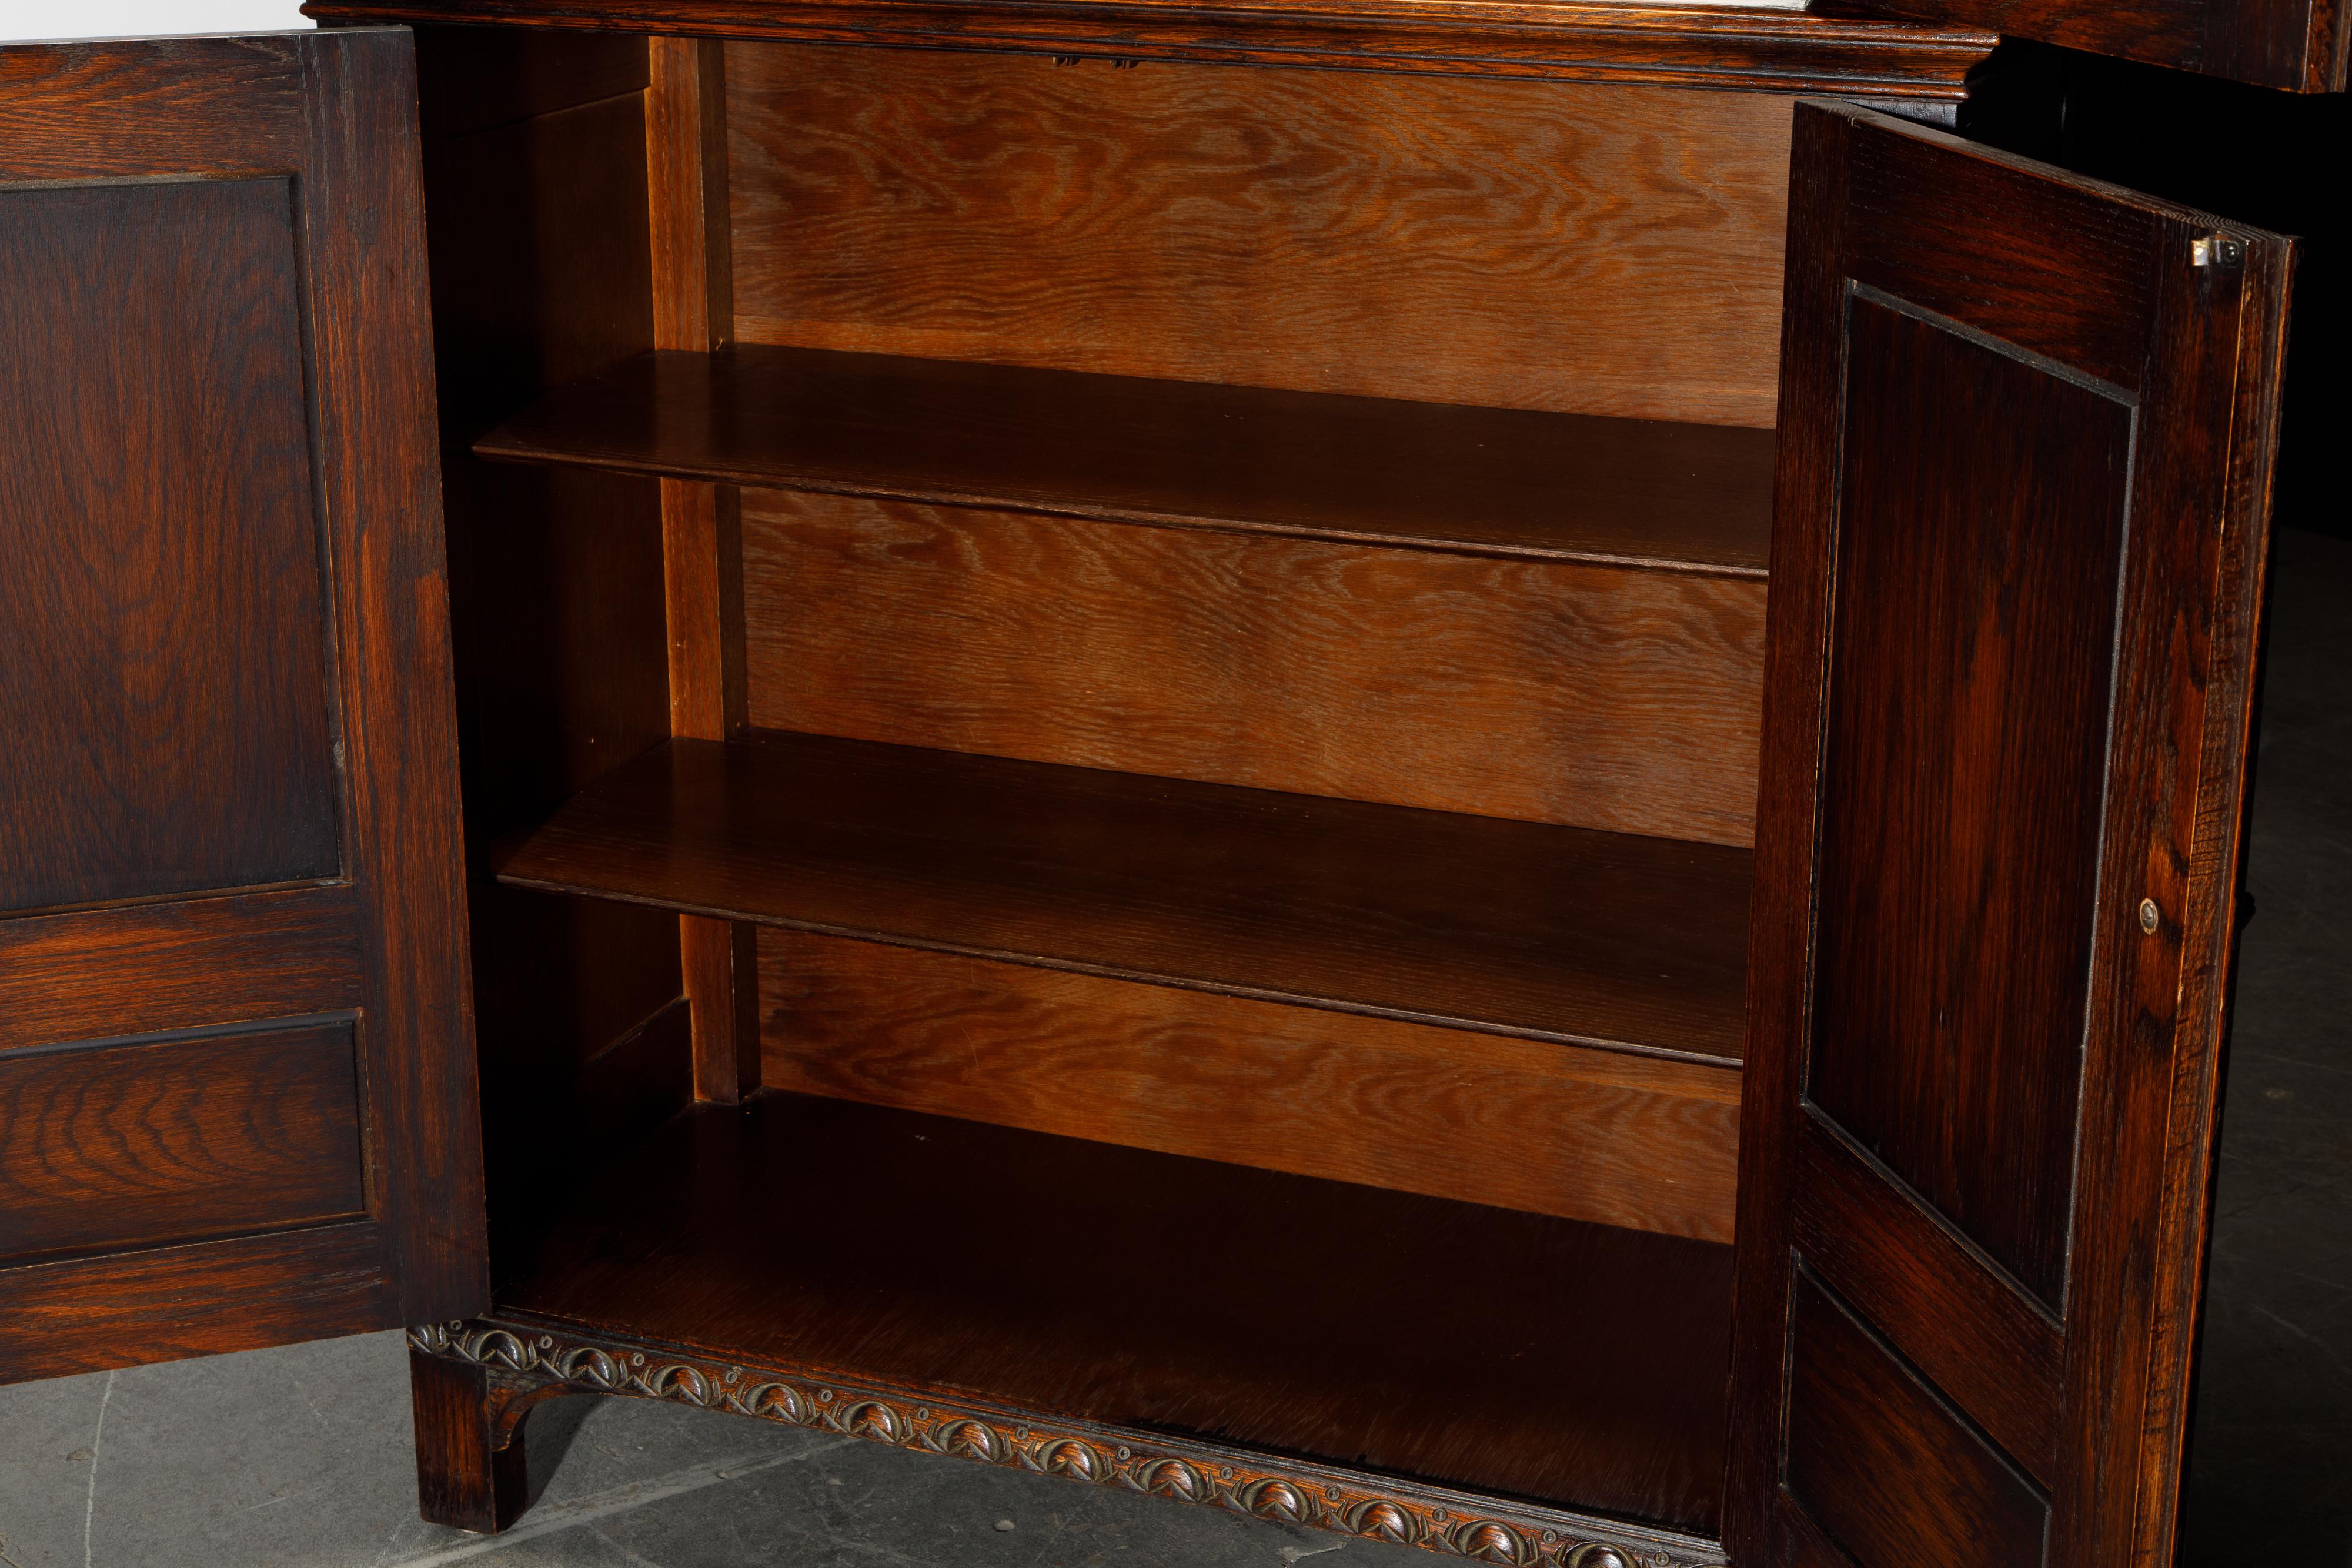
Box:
0;1;2323;1562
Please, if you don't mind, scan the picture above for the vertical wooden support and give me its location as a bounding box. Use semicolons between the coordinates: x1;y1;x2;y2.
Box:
648;38;759;1105
410;1348;532;1533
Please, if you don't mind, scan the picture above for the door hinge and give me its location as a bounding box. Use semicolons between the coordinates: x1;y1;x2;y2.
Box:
2191;234;2246;269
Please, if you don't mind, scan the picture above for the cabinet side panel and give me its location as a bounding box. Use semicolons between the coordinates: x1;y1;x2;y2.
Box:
0;177;340;914
409;29;690;1250
727;46;1792;427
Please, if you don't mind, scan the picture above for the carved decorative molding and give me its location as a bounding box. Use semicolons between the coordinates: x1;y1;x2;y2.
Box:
412;1316;1726;1568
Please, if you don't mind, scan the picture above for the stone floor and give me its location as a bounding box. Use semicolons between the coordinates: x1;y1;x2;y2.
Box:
1;529;2344;1568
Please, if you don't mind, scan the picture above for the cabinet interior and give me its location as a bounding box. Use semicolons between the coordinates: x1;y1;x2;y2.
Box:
420;26;1814;1545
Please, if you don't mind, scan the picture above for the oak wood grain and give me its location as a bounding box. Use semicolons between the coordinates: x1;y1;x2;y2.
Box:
0;1224;396;1385
1728;102;2296;1568
1;175;342;915
0;888;362;1054
497;731;1754;1066
724;48;1792;426
0;1021;367;1265
300;26;490;1328
760;931;1742;1241
648;35;761;1106
497;1092;1736;1534
478;344;1776;574
743;490;1762;843
1782;1271;2049;1568
0;35;301;179
1806;291;2132;1309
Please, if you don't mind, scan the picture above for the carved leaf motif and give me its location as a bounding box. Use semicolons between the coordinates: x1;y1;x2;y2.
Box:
408;1322;1720;1568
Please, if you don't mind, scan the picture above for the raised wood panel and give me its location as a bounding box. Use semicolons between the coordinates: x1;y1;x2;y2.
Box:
1731;102;2294;1568
0;1021;366;1264
0;888;362;1052
0;1224;395;1385
1806;295;2131;1310
1783;1272;2049;1568
759;931;1741;1241
1793;1116;2064;1486
496;731;1755;1066
0;176;340;915
726;46;1793;426
744;494;1765;844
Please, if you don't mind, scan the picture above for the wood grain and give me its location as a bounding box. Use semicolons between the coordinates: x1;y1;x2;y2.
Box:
1728;101;2296;1568
0;1224;395;1386
1793;1115;2064;1487
649;35;761;1106
0;35;301;179
1806;292;2132;1309
0;1022;366;1264
724;48;1792;426
0;30;489;1378
744;492;1762;843
410;1348;533;1533
1;175;341;914
1856;0;2347;92
496;730;1755;1065
477;344;1778;573
498;1092;1736;1534
1782;1271;2049;1568
760;931;1742;1241
0;887;362;1053
299;26;490;1329
303;1;1997;98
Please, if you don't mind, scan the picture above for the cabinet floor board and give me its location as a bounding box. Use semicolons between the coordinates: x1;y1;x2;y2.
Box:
494;1092;1735;1536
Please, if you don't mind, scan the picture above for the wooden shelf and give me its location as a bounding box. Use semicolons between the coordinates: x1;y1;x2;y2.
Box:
494;731;1753;1066
473;345;1773;574
496;1092;1735;1536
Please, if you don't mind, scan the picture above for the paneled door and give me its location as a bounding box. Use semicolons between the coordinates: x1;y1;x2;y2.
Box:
1730;102;2293;1567
0;28;485;1380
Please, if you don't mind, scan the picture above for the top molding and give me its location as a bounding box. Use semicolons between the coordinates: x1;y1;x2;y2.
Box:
302;0;2000;99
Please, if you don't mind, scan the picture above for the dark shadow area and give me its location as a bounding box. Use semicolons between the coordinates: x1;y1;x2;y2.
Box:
2182;526;2352;1562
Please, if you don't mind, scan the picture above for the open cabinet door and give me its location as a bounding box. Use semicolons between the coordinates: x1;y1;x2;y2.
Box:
0;29;486;1380
1835;0;2347;92
1728;101;2292;1568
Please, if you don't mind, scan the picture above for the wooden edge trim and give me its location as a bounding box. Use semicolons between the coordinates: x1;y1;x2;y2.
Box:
306;1;1994;96
416;1315;1728;1568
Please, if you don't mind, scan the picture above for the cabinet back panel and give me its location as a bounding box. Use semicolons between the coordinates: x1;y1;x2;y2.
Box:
0;1021;366;1265
744;492;1764;844
726;46;1791;427
0;177;340;914
759;930;1740;1242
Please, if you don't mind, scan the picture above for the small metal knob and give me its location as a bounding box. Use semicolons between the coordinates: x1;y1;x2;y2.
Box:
2140;898;2161;934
